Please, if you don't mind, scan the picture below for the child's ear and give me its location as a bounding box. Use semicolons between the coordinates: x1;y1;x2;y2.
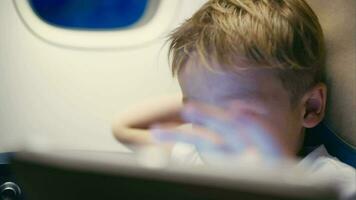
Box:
300;83;327;128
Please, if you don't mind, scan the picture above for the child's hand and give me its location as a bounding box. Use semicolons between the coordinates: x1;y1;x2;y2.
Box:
150;102;290;163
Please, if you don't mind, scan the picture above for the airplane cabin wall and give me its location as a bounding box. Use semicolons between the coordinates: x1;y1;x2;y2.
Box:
0;0;208;152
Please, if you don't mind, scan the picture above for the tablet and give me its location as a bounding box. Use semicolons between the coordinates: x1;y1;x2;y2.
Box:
11;148;338;200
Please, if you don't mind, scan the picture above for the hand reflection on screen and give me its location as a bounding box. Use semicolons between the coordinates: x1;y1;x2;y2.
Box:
150;102;290;165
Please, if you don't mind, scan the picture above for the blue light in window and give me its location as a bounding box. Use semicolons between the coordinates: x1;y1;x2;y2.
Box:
29;0;149;29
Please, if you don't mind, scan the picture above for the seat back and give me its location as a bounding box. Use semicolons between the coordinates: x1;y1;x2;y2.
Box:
307;0;356;147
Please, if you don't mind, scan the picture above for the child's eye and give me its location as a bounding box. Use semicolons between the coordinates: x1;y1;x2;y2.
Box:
182;97;188;104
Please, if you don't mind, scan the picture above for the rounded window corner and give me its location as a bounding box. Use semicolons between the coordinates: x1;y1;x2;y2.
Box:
14;0;181;49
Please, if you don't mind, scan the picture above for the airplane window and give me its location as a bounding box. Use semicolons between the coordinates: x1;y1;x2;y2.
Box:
29;0;149;30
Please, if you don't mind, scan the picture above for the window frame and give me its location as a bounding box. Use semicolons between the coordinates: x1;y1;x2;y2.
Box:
14;0;181;49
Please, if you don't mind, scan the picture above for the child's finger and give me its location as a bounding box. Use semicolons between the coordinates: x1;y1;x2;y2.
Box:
181;105;253;150
152;123;251;154
150;125;222;145
239;119;283;158
150;128;219;152
182;103;231;123
181;104;232;134
182;103;285;158
229;114;287;158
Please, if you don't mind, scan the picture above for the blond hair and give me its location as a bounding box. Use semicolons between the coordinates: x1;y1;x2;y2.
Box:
168;0;325;104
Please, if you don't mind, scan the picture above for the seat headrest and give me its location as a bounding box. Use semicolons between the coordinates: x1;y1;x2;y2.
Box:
307;0;356;147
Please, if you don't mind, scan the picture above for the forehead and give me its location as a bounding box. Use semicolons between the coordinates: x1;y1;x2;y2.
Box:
178;57;288;105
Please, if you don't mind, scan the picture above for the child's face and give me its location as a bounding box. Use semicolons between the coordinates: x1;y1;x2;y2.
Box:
177;57;305;155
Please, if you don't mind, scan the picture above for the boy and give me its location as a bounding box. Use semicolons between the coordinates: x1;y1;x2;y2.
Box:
113;0;355;197
113;0;326;158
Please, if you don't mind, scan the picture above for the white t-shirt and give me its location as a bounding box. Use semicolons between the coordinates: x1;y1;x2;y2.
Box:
170;143;356;200
298;145;356;200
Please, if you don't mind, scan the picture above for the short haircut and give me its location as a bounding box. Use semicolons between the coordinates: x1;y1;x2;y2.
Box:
168;0;325;105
